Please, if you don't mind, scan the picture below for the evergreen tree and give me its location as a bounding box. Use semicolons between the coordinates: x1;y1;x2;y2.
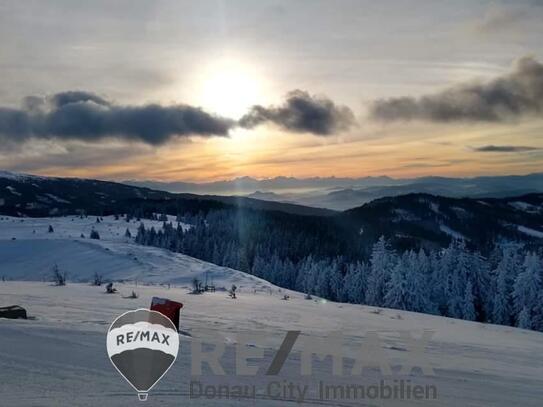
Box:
470;253;492;321
407;250;436;314
431;244;454;314
462;281;476;321
342;261;366;304
492;247;519;325
135;222;146;244
295;255;313;293
447;240;471;319
384;255;408;310
328;257;344;301
367;236;395;306
513;252;542;329
517;307;532;329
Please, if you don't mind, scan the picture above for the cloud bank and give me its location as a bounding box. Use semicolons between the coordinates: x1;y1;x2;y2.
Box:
472;145;538;152
0;90;356;147
0;91;235;145
370;56;543;123
239;90;355;135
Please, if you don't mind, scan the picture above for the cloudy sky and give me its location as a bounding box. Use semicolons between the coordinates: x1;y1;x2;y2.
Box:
1;0;542;181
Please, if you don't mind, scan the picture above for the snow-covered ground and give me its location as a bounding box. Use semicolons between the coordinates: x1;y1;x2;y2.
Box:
517;225;543;239
1;216;543;406
0;215;269;289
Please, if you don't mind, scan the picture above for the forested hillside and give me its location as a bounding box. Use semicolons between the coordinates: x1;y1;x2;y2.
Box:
134;205;543;332
3;171;542;331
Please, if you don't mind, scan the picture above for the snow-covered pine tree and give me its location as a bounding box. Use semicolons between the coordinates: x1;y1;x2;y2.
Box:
299;258;320;297
328;257;344;302
406;250;437;314
315;260;333;299
366;236;396;306
447;240;472;319
251;255;268;280
135;222;146;244
492;247;520;325
462;281;476;321
383;254;408;310
517;307;532;330
470;252;492;321
294;255;313;293
431;244;454;315
512;252;542;329
341;261;367;304
211;243;222;265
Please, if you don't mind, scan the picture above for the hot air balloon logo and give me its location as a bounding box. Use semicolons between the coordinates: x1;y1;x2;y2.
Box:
107;309;179;401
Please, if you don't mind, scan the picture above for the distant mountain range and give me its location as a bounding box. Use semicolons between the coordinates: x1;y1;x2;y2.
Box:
1;170;542;252
123;175;397;195
0;171;333;217
125;173;543;210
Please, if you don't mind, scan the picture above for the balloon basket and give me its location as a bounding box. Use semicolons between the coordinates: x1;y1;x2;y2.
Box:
138;392;148;401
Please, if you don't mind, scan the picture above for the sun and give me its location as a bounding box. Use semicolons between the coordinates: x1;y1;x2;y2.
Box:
198;58;263;119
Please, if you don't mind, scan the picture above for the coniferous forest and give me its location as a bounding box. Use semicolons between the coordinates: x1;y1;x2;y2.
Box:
134;208;543;332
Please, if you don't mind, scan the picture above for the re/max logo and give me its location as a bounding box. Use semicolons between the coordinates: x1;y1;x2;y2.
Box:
116;330;171;346
189;330;435;377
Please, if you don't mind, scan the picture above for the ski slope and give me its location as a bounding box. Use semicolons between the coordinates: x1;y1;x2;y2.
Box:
0;215;271;290
0;216;543;406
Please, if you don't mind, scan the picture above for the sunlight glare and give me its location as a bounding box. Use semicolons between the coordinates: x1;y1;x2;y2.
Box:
199;58;263;119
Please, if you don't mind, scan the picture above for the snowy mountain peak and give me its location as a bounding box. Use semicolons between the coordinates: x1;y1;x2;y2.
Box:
0;170;51;182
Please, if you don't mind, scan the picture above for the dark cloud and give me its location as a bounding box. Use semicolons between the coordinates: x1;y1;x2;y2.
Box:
370;56;543;123
0;91;234;146
49;91;111;108
0;90;356;147
471;145;539;152
239;90;355;135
